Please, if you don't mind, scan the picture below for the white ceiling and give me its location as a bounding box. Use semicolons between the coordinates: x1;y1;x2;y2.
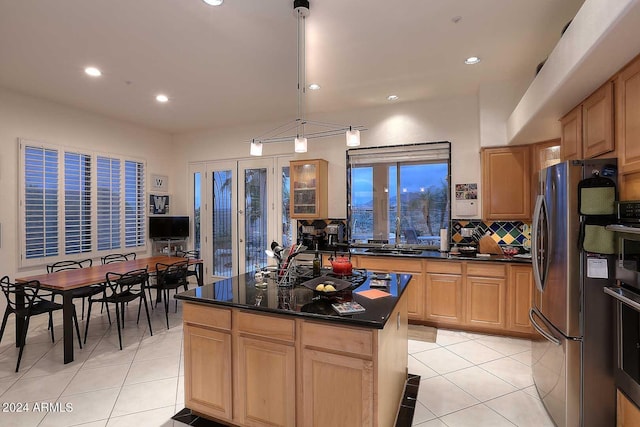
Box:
0;0;585;134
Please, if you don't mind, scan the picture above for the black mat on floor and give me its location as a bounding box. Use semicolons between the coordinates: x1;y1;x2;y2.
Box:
173;373;421;427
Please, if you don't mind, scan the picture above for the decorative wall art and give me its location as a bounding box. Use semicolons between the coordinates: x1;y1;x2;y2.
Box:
455;183;478;200
149;194;170;215
150;174;168;192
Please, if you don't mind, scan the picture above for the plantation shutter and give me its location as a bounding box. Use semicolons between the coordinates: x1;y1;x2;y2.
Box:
124;160;146;248
97;156;121;251
64;152;92;254
24;146;59;259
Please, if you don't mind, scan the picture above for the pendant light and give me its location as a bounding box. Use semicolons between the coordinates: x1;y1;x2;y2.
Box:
249;0;365;156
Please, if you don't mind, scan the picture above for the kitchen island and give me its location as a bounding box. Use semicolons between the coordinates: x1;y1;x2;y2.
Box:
175;270;411;427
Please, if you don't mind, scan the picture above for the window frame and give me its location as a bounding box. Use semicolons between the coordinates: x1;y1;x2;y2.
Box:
346;141;451;248
18;139;148;268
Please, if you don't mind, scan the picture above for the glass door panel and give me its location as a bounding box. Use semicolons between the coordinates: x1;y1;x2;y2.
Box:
212;169;235;277
238;159;271;273
277;158;294;248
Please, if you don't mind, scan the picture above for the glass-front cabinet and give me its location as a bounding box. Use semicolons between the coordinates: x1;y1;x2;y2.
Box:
290;159;328;219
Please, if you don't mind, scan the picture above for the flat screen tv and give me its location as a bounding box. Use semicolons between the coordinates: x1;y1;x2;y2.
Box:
149;216;189;239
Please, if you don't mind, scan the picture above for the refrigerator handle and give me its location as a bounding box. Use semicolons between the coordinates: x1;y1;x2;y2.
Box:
529;308;561;346
532;195;545;293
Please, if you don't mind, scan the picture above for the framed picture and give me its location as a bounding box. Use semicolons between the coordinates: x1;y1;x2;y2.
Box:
150;174;168;192
149;194;170;215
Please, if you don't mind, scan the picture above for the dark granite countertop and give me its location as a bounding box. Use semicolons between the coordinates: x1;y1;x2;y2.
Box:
331;248;532;263
175;270;412;329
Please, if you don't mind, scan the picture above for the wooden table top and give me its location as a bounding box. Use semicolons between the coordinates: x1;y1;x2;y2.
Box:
15;256;201;291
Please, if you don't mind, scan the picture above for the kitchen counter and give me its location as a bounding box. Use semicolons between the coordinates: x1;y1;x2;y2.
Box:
177;270;411;426
175;270;412;329
346;247;532;263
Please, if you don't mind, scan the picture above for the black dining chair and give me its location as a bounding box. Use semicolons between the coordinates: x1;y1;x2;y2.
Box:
101;252;136;265
176;250;200;285
149;261;189;329
83;268;153;350
47;259;109;321
0;276;82;372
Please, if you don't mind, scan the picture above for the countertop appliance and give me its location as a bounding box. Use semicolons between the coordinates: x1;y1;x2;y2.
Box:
530;159;617;427
604;201;640;410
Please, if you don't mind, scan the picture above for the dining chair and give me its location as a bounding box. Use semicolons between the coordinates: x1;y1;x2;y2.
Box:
0;276;82;372
83;268;153;350
47;259;109;321
176;250;200;285
101;252;136;265
150;261;189;329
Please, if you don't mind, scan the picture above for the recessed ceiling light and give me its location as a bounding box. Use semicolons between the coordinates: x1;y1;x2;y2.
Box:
308;83;320;90
202;0;223;5
84;67;102;77
156;94;169;103
464;56;481;65
387;95;399;101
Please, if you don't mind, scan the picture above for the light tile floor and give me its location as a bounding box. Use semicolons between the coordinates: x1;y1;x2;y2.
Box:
0;301;553;427
410;329;554;427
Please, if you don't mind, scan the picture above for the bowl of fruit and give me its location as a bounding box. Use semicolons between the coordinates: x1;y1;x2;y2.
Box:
502;246;519;257
302;277;351;295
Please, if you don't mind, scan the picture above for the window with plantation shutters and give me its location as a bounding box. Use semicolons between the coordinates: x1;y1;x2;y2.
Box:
19;139;147;267
124;160;145;248
24;145;59;259
97;156;121;251
64;152;92;254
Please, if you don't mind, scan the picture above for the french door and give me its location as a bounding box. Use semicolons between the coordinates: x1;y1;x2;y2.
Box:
189;157;293;282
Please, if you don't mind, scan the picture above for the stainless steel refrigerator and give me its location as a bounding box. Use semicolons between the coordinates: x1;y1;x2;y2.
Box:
530;159;616;427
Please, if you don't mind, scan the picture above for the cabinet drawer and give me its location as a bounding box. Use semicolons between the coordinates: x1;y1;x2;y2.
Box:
425;260;462;275
184;303;231;331
356;256;422;272
467;262;506;278
302;321;373;357
237;311;295;342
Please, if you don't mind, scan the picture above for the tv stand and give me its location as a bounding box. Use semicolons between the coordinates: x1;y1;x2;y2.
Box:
151;238;187;256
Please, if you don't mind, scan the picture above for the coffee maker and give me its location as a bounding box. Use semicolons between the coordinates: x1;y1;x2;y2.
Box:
300;225;318;249
325;224;345;249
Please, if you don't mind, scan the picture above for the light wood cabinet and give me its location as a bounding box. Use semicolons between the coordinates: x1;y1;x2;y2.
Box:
507;264;534;334
183;304;233;421
583;81;615;158
355;255;424;321
401;258;534;337
531;139;561;215
290;159;328;219
560;81;614;161
561;105;583;160
301;348;374;427
617;389;640;427
617;57;640;175
425;261;464;325
300;293;408;427
235;336;296;427
481;146;531;221
465;263;506;329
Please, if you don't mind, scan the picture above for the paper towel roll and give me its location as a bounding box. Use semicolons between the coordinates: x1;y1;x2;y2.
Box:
440;229;449;252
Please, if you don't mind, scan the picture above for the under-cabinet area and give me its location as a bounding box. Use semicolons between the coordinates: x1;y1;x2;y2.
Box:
353;255;534;337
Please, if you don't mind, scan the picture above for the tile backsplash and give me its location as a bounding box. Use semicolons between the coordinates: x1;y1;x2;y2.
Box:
450;219;531;252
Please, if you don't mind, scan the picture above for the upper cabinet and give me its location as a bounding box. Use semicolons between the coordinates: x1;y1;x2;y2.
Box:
583;81;615;158
482;146;531;221
290;159;328;219
560;106;582;160
560;81;614;161
617;57;640;175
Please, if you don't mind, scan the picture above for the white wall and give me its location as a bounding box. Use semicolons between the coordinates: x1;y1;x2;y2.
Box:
479;79;531;148
0;88;174;282
172;93;482;219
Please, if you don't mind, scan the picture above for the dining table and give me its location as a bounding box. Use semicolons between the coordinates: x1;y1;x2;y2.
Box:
15;255;203;364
